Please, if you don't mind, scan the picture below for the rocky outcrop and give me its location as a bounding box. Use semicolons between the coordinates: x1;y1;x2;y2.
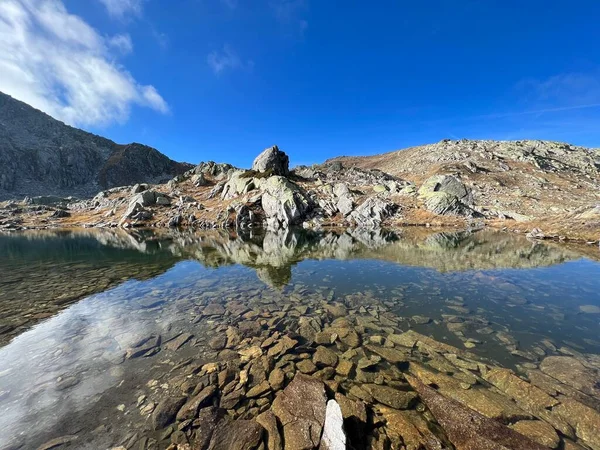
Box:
261;176;311;229
418;174;474;216
0;92;191;200
252;145;289;176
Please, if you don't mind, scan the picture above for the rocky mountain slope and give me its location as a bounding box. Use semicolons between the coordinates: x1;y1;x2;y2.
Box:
328;139;600;222
0;92;191;200
1;140;599;242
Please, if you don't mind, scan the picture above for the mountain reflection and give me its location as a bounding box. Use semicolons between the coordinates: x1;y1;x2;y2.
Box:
0;227;593;345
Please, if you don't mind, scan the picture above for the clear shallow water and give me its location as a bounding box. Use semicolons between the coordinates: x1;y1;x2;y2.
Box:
0;228;599;449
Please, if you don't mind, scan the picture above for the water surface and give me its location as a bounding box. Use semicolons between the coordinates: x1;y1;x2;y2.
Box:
0;228;599;449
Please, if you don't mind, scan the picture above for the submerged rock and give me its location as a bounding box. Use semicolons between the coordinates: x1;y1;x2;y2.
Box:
271;374;327;450
207;419;263;450
406;374;548;450
152;395;187;430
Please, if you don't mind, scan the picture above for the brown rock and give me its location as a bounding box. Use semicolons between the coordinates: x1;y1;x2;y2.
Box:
203;303;225;316
483;367;573;438
540;356;600;398
365;345;408;364
207;419;263;450
510;420;560;449
246;380;271;398
554;396;600;450
268;368;285;391
335;393;367;448
379;407;439;450
410;363;530;422
313;346;338;367
177;385;217;421
335;359;354;377
363;384;417;409
271;374;327;450
152;395;187;430
192;407;223;449
296;359;317;374
406;374;548;450
165;332;193;351
256;410;283;450
267;336;298;357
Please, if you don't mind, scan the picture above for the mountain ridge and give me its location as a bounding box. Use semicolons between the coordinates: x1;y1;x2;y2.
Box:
0;92;192;200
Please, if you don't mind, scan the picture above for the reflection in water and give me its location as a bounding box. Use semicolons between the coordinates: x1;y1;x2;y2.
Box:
0;228;599;449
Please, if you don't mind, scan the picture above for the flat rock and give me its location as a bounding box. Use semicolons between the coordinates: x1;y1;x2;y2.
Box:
540;356;600;398
554;397;600;450
176;385;217;421
365;345;408;364
271;374;327;450
379;407;438;450
165;332;193;351
313;345;338;367
406;374;548;450
152;395;187;430
207;419;263;450
363;384;417;410
37;435;78;450
510;420;560;449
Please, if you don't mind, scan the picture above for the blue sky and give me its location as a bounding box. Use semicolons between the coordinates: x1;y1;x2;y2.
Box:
1;0;599;167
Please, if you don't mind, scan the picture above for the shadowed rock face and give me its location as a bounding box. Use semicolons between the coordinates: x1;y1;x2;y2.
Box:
0;92;191;200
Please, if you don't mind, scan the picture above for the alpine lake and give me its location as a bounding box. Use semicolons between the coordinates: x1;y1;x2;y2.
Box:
1;228;600;450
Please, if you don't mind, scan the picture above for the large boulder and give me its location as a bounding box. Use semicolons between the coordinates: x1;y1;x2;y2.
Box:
252;145;290;176
418;175;474;216
261;176;310;229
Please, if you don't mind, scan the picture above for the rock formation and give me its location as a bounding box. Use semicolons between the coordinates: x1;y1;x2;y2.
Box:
0;91;191;200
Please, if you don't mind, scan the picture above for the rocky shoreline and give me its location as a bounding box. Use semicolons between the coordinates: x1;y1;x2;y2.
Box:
1;143;599;244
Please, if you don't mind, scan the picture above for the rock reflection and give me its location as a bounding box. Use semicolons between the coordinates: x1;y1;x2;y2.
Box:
0;227;592;345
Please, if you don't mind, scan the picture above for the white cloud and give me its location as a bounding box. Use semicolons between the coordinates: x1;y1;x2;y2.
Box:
207;45;253;75
98;0;143;19
108;33;133;54
0;0;168;127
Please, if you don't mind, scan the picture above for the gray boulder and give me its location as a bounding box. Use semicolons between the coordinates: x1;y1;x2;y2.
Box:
418;175;474;216
349;198;395;227
252;145;289;176
261;176;310;229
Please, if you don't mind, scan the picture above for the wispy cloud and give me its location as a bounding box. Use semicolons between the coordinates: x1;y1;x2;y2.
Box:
517;72;600;108
0;0;168;127
108;33;133;54
98;0;144;20
207;45;253;74
270;0;308;36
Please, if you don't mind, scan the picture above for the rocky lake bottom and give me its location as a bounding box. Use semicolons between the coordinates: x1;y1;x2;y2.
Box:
0;228;600;450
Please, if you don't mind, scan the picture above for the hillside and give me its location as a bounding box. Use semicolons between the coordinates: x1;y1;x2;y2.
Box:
2;142;599;242
0;92;191;200
326;139;600;223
